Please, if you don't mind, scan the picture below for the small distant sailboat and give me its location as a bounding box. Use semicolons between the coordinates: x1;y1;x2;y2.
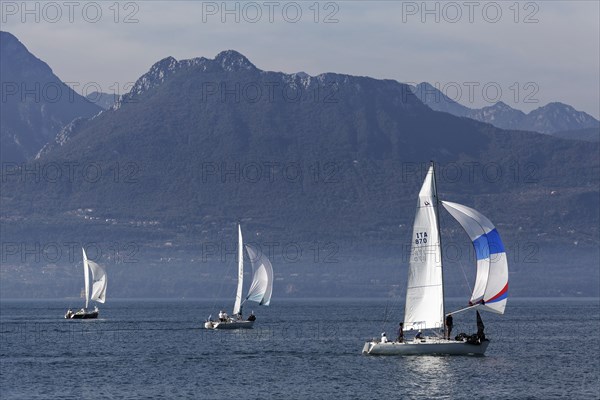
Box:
64;248;107;319
363;161;508;355
204;224;274;329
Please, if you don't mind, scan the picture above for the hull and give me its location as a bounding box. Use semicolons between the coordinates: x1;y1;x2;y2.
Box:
362;338;489;356
204;320;254;330
65;309;98;319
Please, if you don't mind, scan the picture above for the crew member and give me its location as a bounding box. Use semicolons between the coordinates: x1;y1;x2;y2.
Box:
445;314;454;340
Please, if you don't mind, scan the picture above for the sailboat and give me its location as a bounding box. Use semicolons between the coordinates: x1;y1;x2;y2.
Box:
64;248;107;319
204;224;274;329
362;162;508;355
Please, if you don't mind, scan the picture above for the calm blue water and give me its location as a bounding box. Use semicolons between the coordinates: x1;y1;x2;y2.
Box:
1;298;599;399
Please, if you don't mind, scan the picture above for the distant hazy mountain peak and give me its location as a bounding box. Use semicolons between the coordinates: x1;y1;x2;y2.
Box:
214;49;257;71
413;82;443;99
0;30;18;44
410;81;598;135
411;81;471;117
1;30;53;77
1;31;101;162
294;71;309;78
490;101;513;109
115;56;182;108
0;30;20;47
533;102;579;116
139;56;177;86
544;101;572;109
415;81;436;89
116;50;258;109
155;55;179;71
526;102;599;133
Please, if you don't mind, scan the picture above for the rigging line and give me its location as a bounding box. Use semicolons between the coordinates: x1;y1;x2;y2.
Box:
381;293;404;334
383;295;398;325
380;299;390;332
211;245;235;312
390;294;404;331
439;204;473;298
458;257;473;295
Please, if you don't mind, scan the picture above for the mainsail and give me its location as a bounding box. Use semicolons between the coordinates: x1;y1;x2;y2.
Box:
88;259;107;303
244;244;274;306
442;201;508;314
233;224;244;315
404;165;444;331
82;247;107;307
82;248;90;309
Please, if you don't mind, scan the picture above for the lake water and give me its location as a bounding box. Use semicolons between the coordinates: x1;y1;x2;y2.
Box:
1;298;598;399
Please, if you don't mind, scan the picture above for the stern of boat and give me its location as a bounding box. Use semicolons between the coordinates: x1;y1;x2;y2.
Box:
362;341;376;354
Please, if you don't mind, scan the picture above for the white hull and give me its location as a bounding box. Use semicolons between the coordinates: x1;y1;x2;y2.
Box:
362;338;489;356
204;320;255;330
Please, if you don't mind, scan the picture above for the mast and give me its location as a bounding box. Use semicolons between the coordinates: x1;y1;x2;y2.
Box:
431;161;446;331
233;224;244;316
82;248;90;309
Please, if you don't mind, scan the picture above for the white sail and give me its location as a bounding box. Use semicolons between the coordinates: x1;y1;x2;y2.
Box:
244;244;274;306
404;165;444;331
82;248;90;309
88;259;107;304
442;201;508;314
233;224;244;315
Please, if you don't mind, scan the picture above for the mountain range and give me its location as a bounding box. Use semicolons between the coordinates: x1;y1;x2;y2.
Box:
0;31;101;163
412;82;599;140
2;30;598;166
1;31;598;298
86;91;118;110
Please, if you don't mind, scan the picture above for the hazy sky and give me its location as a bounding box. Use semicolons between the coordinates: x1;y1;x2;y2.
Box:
3;1;599;117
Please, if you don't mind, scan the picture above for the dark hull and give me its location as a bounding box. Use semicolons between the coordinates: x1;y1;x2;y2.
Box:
70;311;98;319
65;309;99;319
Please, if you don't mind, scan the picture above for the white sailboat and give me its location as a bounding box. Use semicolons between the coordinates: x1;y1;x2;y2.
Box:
64;248;107;319
362;161;508;355
204;224;274;329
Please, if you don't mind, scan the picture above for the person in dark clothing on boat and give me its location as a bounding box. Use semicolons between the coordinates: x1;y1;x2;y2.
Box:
247;311;256;321
477;329;485;342
445;314;453;340
476;311;485;341
397;323;404;342
415;330;423;340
